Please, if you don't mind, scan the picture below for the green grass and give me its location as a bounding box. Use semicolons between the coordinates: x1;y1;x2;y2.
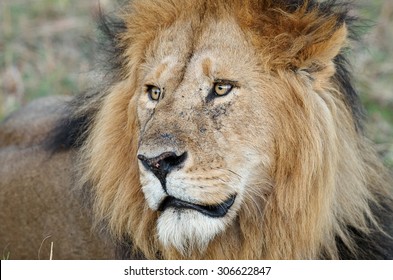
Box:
0;0;108;118
2;250;10;260
354;0;393;166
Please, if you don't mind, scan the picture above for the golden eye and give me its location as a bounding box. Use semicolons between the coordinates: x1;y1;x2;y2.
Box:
147;85;161;101
214;82;233;96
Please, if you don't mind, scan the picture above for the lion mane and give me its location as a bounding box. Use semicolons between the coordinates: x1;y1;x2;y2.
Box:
2;0;393;260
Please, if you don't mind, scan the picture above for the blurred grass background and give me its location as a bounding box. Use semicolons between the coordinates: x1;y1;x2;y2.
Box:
0;0;392;166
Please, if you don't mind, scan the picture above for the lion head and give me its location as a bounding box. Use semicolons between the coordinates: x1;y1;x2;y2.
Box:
61;0;393;259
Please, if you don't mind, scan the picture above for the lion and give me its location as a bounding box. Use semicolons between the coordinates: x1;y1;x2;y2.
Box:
1;0;393;260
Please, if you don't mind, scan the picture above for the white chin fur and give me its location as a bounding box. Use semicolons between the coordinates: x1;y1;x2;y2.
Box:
140;171;165;210
157;209;228;256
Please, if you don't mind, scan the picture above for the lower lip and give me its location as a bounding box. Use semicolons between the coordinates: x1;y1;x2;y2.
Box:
158;194;236;218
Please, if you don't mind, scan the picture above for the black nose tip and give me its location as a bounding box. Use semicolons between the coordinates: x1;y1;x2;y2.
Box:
137;152;187;186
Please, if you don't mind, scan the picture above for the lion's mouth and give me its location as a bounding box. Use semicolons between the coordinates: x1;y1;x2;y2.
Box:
158;195;236;218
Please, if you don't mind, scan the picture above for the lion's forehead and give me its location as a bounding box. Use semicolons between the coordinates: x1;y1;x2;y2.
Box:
141;19;254;86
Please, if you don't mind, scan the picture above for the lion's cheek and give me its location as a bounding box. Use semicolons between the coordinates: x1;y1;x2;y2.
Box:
139;170;166;211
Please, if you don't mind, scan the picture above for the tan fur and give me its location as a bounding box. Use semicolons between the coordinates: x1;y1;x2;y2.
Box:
0;97;114;259
80;0;392;259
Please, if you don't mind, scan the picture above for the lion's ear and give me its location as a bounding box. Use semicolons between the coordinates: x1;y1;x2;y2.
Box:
259;5;350;76
296;24;348;73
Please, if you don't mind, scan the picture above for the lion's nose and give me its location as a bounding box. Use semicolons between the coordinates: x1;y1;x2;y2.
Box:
137;152;188;186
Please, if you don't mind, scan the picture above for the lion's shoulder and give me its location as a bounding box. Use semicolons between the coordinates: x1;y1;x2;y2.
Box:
0;96;71;148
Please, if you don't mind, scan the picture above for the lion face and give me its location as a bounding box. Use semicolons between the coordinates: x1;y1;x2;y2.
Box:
136;19;274;253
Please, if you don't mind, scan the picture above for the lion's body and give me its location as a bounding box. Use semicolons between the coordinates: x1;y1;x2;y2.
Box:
0;97;114;259
1;0;393;259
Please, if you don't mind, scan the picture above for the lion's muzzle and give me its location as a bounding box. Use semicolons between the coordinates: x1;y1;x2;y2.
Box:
137;151;237;218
